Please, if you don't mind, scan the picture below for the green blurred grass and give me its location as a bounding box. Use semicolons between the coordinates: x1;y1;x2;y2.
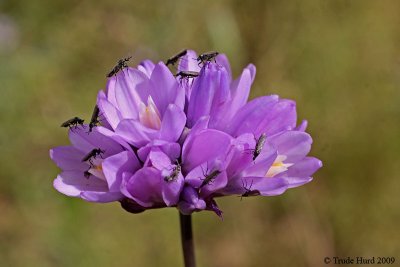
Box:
0;1;399;266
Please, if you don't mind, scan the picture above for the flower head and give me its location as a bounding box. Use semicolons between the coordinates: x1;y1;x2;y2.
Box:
51;50;322;217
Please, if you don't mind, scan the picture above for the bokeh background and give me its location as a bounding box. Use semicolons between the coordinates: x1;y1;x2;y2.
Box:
1;0;399;266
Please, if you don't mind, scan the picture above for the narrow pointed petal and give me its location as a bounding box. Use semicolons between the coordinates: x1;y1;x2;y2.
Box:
206;199;223;219
295;120;308;132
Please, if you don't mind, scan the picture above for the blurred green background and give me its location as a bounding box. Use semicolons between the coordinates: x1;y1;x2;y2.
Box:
1;0;399;266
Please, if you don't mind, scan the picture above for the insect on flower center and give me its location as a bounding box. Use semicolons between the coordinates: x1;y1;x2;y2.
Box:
266;155;293;177
139;96;161;130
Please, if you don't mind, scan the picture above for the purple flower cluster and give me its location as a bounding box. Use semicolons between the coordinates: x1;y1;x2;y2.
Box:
50;50;322;217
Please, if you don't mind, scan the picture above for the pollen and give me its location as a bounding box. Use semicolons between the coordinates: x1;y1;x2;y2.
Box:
95;164;103;171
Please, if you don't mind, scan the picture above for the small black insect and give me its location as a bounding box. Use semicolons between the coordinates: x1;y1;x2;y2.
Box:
197;51;219;65
60;117;84;129
81;148;105;166
200;169;221;188
164;162;181;182
84;170;91;179
106;56;132;77
253;133;267;161
241;179;260;200
166;49;187;66
88;105;100;132
175;71;199;80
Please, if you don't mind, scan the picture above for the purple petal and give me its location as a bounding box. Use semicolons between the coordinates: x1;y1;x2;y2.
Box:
53;171;108;197
149;62;183;114
185;159;227;198
102;151;140;192
295;120;308;132
231;99;297;137
137;60;155;78
229;65;253;112
161;173;184;206
255;100;297;136
181;116;210;158
138;140;180;163
282;157;322;178
115;119;158;148
50;146;86;171
226;95;279;136
68;127;122;156
178;50;200;73
242;141;278;177
224;176;288;196
177;186;206;214
97;91;123;130
283;177;313;188
80;191;123;203
205;199;223;219
244;177;288;196
269;131;312;163
147;148;173;170
182;129;232;172
95;126;133;152
211;65;254;130
159;104;186;142
123;167;163;208
246;63;256;83
216;53;232;81
187;64;231;127
199;171;228;198
112;68;148;120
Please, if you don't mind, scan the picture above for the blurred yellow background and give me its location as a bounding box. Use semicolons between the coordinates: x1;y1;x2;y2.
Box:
0;1;399;266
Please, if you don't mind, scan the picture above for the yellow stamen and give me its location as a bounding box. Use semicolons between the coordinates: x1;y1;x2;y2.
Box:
266;155;293;177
